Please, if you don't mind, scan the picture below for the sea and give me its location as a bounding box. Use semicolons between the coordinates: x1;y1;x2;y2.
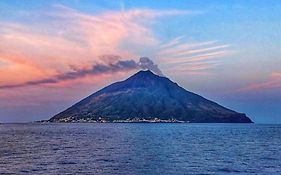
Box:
0;123;280;175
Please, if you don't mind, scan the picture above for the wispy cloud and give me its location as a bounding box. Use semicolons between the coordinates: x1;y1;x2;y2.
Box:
158;36;186;49
165;45;230;58
155;36;233;74
157;40;218;56
237;72;281;91
161;51;233;64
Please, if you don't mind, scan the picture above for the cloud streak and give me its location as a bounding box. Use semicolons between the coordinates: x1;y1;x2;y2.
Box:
156;37;233;74
237;72;281;91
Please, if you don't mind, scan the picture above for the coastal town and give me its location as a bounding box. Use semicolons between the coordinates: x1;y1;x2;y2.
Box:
48;116;187;123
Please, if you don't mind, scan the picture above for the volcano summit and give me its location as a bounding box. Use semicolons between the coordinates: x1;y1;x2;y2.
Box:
49;70;253;123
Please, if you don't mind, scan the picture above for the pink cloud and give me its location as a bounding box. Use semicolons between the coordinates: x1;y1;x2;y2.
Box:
0;6;192;89
238;72;281;91
271;72;281;78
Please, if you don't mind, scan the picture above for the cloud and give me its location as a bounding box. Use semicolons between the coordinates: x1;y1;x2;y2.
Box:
165;45;230;58
159;36;186;49
0;5;192;89
157;40;218;56
155;37;233;74
237;72;281;91
0;4;225;90
0;4;230;90
271;72;281;78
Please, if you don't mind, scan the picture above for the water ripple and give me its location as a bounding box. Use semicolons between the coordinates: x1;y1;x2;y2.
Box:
0;123;281;174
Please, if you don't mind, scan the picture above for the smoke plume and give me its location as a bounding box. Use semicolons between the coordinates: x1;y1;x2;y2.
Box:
0;57;163;89
138;57;164;76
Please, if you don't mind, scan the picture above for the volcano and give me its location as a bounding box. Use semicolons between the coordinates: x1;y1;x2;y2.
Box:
49;70;253;123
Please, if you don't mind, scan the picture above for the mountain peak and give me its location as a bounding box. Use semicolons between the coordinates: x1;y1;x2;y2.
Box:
50;69;253;123
136;69;155;75
130;69;158;78
125;69;163;82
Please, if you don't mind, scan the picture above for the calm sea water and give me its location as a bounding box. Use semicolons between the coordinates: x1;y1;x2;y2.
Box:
0;123;280;175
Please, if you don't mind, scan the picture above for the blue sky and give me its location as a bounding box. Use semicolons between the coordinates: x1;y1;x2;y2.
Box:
0;0;280;123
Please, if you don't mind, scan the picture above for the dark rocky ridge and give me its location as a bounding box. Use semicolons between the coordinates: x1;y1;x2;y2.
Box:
49;70;253;123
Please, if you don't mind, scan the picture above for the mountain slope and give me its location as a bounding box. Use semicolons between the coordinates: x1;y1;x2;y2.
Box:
49;70;253;123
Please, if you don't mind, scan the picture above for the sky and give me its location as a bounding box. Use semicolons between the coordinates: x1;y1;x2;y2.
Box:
0;0;280;123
